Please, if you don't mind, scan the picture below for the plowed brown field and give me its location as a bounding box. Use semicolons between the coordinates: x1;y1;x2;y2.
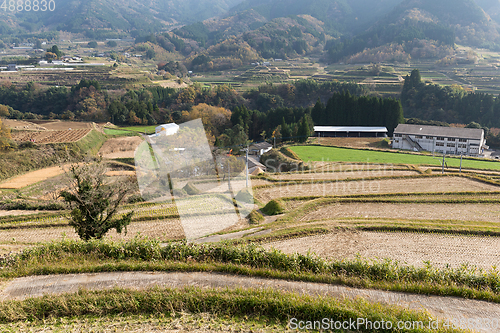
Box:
11;129;91;144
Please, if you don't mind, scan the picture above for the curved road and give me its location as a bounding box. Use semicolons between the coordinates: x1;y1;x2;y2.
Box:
1;271;499;333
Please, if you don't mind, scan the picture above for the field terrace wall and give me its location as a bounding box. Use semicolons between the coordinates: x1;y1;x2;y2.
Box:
392;124;487;157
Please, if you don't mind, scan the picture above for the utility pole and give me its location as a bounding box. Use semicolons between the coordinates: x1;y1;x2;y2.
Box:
442;152;445;174
227;160;231;191
460;153;463;173
245;144;249;188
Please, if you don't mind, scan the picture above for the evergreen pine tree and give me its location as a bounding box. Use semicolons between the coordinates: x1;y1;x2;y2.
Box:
281;117;291;141
311;98;324;124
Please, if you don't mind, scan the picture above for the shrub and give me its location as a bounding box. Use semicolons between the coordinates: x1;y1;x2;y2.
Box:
261;199;284;215
260;150;308;173
247;210;264;224
377;138;391;148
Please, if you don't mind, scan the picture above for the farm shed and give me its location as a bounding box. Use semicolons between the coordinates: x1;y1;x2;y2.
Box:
155;123;179;136
314;126;388;138
392;124;488;157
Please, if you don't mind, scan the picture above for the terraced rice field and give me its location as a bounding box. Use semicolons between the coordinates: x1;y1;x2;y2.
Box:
263;230;500;269
299;202;500;223
11;129;91;144
254;176;500;201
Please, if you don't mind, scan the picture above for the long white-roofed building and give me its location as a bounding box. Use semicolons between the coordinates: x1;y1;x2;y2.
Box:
392;124;488;156
313;126;388;138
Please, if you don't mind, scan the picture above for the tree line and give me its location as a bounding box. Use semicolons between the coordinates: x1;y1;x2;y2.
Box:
311;91;404;136
401;69;500;127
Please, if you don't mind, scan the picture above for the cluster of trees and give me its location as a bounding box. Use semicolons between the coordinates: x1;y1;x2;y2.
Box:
0;105;12;150
401;69;500;127
0;80;106;121
311;91;404;135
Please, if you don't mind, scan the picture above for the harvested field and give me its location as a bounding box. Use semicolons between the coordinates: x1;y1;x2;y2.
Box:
300;202;500;223
254;176;500;201
263;230;500;269
99;136;143;158
10;129;91;144
2;119;46;131
0;165;67;189
0;218;185;244
309;162;404;173
40;121;97;131
272;169;419;181
0;210;59;217
316;137;385;148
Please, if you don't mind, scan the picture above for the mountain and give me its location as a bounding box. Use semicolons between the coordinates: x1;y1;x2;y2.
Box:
379;0;500;46
0;0;247;37
474;0;500;23
228;0;404;35
325;0;500;63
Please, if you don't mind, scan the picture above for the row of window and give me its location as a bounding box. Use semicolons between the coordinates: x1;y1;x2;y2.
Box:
394;134;468;142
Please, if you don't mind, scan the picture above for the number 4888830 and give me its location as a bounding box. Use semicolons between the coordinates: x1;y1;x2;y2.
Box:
1;0;56;11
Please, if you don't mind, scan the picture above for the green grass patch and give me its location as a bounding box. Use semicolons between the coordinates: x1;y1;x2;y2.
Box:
119;125;157;134
104;128;138;136
290;146;500;171
0;286;462;332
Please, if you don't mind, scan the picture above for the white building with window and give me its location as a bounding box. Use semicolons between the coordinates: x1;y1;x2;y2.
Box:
392;124;488;157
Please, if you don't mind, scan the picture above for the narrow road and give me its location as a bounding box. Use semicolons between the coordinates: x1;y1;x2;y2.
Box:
1;271;498;332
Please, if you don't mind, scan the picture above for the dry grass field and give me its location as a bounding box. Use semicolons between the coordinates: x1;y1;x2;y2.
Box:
1;218;185;245
299;202;500;222
315;137;385;148
262;230;500;269
271;169;419;181
98;136;143;158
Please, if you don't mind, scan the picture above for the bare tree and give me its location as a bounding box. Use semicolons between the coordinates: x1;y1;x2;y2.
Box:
60;158;135;241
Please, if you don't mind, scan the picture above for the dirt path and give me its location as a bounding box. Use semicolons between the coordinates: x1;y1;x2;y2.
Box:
1;271;499;332
263;230;500;270
0;166;66;189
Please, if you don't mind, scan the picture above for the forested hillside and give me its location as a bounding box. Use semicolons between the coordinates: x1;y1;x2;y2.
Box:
402;69;500;127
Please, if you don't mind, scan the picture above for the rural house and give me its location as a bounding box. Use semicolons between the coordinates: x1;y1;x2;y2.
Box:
249;142;273;156
392;124;488;156
313;126;388;137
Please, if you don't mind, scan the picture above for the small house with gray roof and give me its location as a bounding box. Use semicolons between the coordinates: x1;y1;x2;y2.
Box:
392;124;487;156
